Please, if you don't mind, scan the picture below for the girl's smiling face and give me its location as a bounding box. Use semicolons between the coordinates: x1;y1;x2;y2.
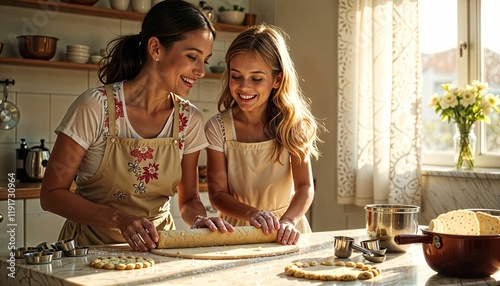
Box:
228;52;281;113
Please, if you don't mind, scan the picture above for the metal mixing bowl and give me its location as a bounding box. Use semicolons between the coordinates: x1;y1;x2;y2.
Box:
365;204;420;252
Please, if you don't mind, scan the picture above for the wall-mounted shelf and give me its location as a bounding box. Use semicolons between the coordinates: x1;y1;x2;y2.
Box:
0;57;99;70
0;57;223;79
1;0;248;32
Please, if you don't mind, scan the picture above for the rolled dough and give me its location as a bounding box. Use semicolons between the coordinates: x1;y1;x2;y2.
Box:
157;226;278;249
151;243;299;259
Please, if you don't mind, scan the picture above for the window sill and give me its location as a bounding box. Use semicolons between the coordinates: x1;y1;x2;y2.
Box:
421;165;500;180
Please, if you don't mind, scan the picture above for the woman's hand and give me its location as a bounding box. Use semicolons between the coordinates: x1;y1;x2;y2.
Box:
118;213;158;252
191;216;234;232
249;210;280;234
277;221;300;245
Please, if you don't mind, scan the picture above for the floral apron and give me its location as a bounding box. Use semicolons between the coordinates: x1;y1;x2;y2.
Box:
59;85;181;245
220;111;311;233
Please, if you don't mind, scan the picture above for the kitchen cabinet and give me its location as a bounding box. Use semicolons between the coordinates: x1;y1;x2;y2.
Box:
24;198;65;247
0;198;64;249
0;199;24;251
0;0;246;76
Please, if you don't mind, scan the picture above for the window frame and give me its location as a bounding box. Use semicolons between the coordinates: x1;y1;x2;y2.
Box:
422;0;500;168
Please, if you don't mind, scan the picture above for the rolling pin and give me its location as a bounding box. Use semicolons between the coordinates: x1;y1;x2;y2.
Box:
157;226;278;248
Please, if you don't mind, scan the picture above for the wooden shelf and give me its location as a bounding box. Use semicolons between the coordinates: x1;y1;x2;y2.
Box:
1;0;248;32
0;57;99;70
0;57;223;79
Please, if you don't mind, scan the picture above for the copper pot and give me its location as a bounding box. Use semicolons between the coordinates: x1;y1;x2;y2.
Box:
17;35;58;60
395;228;500;278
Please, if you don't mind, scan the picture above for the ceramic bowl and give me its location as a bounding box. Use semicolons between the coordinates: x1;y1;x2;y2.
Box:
110;0;130;10
90;54;103;64
17;35;58;60
67;44;90;52
130;0;151;13
219;11;245;25
66;51;90;57
66;54;89;63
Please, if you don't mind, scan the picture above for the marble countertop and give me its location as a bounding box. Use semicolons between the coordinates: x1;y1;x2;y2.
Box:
1;229;498;286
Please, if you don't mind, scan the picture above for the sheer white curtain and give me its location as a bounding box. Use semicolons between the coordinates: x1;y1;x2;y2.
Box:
337;0;422;206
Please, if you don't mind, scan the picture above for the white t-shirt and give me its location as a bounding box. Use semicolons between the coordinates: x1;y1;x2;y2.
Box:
56;81;208;183
204;111;238;153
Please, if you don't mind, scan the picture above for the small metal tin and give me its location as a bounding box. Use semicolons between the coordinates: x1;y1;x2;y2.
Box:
64;246;89;257
24;251;53;264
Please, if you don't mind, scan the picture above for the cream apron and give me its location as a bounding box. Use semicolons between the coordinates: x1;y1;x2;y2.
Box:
220;111;311;233
59;85;181;245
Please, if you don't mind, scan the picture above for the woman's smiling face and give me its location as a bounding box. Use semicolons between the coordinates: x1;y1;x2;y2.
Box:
228;52;281;113
158;29;214;97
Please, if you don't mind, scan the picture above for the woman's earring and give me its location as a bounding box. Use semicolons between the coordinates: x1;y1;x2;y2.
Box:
155;57;159;62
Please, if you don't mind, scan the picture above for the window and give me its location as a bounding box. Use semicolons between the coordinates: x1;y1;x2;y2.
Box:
420;0;500;168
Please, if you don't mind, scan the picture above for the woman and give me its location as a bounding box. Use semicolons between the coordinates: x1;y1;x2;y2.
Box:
205;25;322;245
40;0;233;252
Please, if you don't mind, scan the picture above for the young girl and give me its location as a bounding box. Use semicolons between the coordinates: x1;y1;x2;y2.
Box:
204;24;322;245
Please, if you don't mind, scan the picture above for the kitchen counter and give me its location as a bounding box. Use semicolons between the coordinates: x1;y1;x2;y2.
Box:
1;228;498;285
0;180;207;200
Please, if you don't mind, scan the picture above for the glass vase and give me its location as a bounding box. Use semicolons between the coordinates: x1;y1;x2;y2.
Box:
453;124;476;170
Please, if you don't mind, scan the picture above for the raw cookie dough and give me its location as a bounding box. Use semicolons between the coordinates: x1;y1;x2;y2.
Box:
89;255;155;270
284;260;381;281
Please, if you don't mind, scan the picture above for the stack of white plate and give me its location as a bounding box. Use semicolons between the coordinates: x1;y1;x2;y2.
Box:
66;44;90;64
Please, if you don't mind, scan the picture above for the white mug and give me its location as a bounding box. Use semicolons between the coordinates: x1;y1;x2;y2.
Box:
109;0;130;11
130;0;151;13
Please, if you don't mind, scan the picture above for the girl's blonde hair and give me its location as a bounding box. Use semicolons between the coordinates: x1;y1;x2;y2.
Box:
218;24;322;163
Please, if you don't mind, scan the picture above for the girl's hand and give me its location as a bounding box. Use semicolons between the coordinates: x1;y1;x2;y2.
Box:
277;222;300;245
191;216;234;232
118;213;158;252
249;210;280;234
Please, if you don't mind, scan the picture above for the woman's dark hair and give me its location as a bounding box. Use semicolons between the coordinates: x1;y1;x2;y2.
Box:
98;0;215;84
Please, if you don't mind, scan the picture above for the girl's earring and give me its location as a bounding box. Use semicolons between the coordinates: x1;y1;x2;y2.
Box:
155;57;159;62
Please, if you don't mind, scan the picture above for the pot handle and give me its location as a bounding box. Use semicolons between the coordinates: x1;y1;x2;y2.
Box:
394;234;432;245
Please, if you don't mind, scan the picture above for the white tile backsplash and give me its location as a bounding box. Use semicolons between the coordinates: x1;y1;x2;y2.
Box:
16;92;50;145
199;79;221;102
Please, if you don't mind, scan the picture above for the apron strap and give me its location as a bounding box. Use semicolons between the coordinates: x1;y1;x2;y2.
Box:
221;110;234;141
171;93;179;137
104;84;117;137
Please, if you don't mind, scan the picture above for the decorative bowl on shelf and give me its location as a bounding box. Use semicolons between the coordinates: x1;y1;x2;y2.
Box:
17;35;58;60
65;0;99;6
110;0;130;10
219;11;245;25
130;0;151;13
210;65;225;74
90;54;103;64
